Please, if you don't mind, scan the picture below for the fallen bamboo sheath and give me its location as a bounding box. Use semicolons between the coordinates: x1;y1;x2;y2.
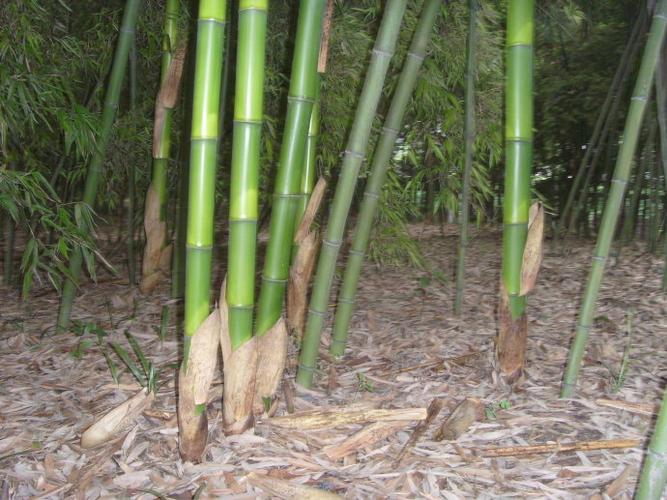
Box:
393;398;445;465
267;407;427;430
323;421;408;461
433;398;483;442
247;472;341;499
476;438;640;458
595;398;657;416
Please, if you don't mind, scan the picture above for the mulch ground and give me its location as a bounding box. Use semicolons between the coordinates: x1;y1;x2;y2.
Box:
1;223;666;499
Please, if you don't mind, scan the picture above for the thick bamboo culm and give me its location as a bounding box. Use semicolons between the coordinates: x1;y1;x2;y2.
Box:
501;0;533;317
560;0;667;398
636;389;667;499
183;0;227;356
559;10;647;235
454;0;479;316
56;0;142;333
296;0;408;387
330;0;441;357
255;0;326;337
227;0;268;350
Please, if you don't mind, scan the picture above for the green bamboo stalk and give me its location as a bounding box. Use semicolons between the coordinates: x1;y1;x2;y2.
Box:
183;0;227;359
502;0;533;319
255;0;326;337
295;80;321;228
127;33;138;286
296;0;408;387
330;0;441;357
56;0;142;332
454;0;478;316
3;213;15;286
561;0;667;398
655;52;667;289
151;0;180;223
636;389;667;499
559;10;646;235
226;0;268;350
622;120;654;245
648;144;660;252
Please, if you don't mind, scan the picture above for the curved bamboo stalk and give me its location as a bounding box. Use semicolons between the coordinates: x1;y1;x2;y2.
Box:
226;0;268;350
255;0;326;337
56;0;142;333
561;0;667;398
296;0;408;388
496;0;534;382
329;0;441;357
454;0;478;316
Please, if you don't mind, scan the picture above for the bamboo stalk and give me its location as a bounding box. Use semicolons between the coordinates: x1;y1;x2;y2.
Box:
324;421;408;461
636;390;667;499
454;0;478;315
655;52;667;290
296;0;408;387
561;0;667;398
56;0;142;332
476;438;640;458
226;0;268;350
496;0;534;382
127;33;138;286
559;10;647;235
329;0;440;358
255;0;326;337
266;406;427;430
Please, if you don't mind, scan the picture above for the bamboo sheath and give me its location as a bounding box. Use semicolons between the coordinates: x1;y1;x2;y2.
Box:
561;0;667;398
296;0;408;387
502;0;533;319
559;10;647;234
57;0;142;332
255;0;326;337
227;0;268;350
183;0;227;354
454;0;478;315
330;0;441;357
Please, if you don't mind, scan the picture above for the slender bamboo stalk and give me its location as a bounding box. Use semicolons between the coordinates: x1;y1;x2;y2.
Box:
227;0;268;349
330;0;441;357
152;0;179;221
655;52;667;289
56;0;142;332
561;0;667;398
648;144;660;252
127;33;138;286
3;213;14;286
255;0;326;337
496;0;534;383
559;10;647;235
296;0;408;387
636;389;667;499
621;121;654;245
294;81;321;229
454;0;478;316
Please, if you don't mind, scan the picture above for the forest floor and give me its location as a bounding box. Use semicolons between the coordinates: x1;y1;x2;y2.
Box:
1;223;666;499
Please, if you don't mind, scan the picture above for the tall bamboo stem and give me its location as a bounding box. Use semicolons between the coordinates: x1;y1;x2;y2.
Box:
127;33;138;285
56;0;142;332
330;0;441;357
454;0;478;316
559;10;646;235
227;0;268;349
561;0;667;398
655;52;667;289
496;0;534;382
296;0;408;387
255;0;326;337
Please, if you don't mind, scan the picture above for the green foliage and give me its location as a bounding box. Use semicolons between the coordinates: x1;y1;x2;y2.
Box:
110;330;158;393
356;372;374;393
485;399;511;420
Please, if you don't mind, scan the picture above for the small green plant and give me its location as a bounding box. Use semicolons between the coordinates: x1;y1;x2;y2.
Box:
485;399;511;420
608;309;634;393
69;320;108;358
152;305;170;342
356;373;374;393
262;396;272;413
109;330;158;393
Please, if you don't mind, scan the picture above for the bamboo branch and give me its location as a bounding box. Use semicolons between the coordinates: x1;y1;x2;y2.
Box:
267;407;427;430
393;398;444;465
323;421;408;461
596;398;657;416
476;439;640;458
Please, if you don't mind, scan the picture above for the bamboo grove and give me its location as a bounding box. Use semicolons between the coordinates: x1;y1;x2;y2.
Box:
2;0;667;496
